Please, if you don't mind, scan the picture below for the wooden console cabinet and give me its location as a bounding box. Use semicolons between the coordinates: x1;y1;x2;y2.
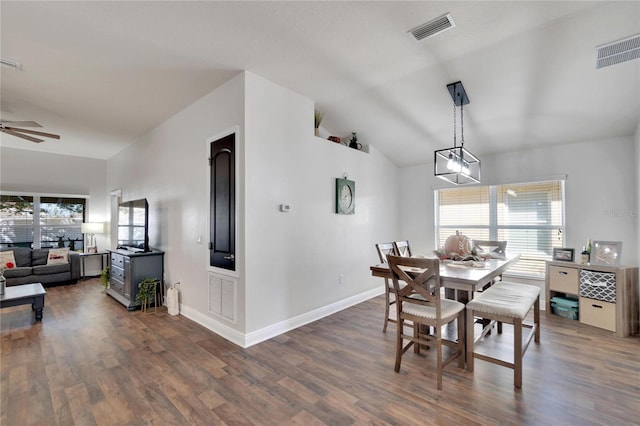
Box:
107;248;164;311
545;261;638;337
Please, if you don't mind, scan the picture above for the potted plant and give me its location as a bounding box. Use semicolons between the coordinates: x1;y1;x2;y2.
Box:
100;266;110;293
136;278;158;312
314;109;324;136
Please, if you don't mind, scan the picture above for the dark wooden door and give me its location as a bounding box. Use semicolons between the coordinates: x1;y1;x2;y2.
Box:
209;133;235;270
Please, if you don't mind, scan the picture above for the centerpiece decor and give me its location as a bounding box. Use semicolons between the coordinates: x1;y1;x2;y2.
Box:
434;231;482;263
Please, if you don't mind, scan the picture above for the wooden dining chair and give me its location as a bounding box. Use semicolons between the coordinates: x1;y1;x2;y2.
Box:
387;255;465;390
375;242;398;332
393;240;412;257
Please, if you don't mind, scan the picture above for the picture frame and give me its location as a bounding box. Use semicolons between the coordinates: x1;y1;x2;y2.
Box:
591;241;622;266
553;248;575;262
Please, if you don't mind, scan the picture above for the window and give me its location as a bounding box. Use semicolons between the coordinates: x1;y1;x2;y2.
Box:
435;180;565;277
0;195;34;247
0;194;86;250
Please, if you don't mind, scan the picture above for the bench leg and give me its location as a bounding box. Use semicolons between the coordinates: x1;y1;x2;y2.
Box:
534;297;540;343
514;317;523;388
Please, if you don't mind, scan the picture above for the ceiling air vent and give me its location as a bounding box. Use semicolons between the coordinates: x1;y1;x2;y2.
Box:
409;13;455;41
596;34;640;69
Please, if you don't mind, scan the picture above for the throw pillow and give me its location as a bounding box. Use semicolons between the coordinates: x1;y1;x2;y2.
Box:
0;251;17;270
47;248;69;265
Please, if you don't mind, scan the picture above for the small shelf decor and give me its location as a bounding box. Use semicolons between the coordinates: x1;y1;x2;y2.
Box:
553;248;575;262
591;241;622;266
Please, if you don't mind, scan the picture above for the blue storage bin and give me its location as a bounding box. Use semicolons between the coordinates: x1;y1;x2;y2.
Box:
551;296;579;320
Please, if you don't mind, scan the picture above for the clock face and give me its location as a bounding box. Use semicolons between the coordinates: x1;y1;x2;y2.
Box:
336;178;355;214
340;184;353;210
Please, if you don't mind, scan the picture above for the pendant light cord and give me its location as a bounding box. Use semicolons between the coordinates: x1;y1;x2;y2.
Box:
460;97;464;148
453;103;457;148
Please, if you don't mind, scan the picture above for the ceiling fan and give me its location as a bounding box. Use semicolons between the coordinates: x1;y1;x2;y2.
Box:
0;120;60;143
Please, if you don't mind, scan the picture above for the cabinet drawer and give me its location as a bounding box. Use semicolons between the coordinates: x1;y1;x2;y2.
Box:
110;278;124;294
579;297;616;332
111;253;124;267
548;265;579;294
111;266;125;281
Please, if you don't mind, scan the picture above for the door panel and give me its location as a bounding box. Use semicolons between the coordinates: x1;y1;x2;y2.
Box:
210;133;235;270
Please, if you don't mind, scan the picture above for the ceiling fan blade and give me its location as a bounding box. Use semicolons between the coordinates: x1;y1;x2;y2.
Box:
0;120;42;127
1;128;44;143
5;127;60;140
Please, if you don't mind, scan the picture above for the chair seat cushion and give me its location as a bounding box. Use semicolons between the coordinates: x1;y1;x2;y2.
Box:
403;298;464;320
467;282;540;319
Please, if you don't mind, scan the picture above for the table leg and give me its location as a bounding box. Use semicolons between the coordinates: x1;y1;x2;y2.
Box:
33;295;45;322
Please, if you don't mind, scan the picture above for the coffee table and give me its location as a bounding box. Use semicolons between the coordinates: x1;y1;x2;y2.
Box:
0;283;47;322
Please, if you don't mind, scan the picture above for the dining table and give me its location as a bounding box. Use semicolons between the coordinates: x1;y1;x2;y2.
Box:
371;254;521;360
370;254;521;304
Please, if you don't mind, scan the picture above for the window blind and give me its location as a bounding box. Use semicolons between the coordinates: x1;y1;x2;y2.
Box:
0;195;34;247
40;197;86;248
0;194;86;249
436;180;565;277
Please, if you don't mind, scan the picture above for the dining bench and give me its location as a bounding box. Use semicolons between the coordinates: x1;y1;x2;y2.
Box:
465;281;540;388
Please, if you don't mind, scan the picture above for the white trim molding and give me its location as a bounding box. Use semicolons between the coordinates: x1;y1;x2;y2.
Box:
179;286;384;348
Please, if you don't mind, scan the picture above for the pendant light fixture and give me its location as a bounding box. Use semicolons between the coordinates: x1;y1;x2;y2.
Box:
434;81;481;184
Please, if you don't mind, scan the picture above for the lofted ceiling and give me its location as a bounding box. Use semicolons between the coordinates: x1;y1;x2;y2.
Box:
1;1;638;166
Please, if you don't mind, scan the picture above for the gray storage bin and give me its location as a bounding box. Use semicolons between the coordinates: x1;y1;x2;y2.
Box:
579;269;616;303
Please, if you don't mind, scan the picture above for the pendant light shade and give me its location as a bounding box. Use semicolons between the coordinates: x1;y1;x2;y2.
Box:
434;81;481;184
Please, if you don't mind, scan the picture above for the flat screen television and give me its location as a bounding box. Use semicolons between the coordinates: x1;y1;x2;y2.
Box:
117;198;150;252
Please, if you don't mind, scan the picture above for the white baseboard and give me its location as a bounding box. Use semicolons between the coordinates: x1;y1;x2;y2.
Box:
179;286;384;348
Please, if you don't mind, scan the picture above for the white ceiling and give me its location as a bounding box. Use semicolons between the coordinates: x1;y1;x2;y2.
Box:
1;1;639;166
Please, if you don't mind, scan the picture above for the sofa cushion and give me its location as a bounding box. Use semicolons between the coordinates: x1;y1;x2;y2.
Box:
32;249;49;266
0;250;17;269
33;263;70;275
10;247;33;267
2;266;32;278
47;248;69;265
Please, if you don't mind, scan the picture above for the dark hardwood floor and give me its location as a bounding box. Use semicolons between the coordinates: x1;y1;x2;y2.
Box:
1;279;639;425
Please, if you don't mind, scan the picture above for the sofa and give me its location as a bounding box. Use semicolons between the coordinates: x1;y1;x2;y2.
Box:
0;247;80;286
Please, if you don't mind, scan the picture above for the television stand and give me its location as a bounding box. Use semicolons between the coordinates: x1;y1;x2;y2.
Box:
107;248;164;310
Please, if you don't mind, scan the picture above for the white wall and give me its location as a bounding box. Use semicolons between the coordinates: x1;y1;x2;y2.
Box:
107;73;247;330
106;72;399;346
0;147;109;274
635;123;640;267
243;73;399;335
400;137;639;266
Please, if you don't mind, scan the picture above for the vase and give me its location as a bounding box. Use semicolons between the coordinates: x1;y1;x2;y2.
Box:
314;128;320;137
349;141;362;150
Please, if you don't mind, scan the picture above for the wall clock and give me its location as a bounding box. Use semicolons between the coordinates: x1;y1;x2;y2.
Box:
336;178;355;214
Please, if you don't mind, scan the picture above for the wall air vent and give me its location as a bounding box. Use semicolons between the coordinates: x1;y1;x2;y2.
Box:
596;34;640;69
409;13;455;41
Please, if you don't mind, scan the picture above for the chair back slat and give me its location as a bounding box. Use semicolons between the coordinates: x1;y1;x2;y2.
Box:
393;240;412;257
375;242;396;263
473;240;507;258
387;255;440;305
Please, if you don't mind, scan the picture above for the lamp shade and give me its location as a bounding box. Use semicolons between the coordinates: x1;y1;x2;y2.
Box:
81;222;105;234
